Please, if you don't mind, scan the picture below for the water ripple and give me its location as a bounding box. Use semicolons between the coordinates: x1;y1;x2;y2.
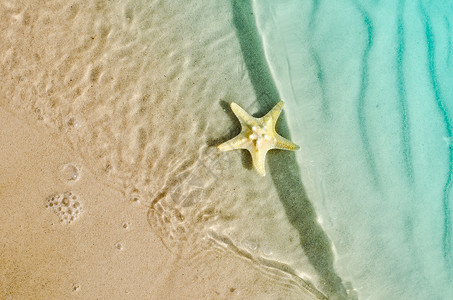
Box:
353;2;380;187
396;0;415;182
420;0;453;272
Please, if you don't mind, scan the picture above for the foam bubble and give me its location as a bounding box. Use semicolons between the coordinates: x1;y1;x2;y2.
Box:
45;192;83;224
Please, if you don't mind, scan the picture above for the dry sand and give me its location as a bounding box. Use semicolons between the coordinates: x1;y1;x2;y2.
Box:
1;0;343;299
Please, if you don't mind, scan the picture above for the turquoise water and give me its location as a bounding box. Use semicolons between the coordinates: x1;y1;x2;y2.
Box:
253;0;453;298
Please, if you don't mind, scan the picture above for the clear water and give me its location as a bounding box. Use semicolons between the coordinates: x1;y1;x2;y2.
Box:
253;0;453;298
2;0;452;298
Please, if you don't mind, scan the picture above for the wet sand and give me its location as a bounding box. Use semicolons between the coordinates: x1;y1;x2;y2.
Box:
0;107;317;299
0;0;345;299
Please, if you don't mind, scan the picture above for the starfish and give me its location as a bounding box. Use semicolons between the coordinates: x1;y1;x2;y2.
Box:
217;101;299;176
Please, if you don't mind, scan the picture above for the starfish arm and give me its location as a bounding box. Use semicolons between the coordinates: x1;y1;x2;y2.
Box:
250;148;268;176
274;134;300;151
230;102;258;127
217;134;249;151
263;101;284;123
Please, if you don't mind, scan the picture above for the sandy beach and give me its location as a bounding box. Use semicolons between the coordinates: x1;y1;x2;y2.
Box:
0;106;317;299
1;0;347;299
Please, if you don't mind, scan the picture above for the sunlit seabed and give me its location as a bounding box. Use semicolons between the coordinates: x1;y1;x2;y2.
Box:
253;0;453;298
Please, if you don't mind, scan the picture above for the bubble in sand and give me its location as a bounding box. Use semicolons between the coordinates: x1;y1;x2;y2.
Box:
72;283;80;292
60;163;79;182
45;192;82;224
67;117;81;129
130;194;141;204
115;242;124;251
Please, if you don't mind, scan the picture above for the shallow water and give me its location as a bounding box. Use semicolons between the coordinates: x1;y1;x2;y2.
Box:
254;0;453;298
5;0;451;298
0;0;342;298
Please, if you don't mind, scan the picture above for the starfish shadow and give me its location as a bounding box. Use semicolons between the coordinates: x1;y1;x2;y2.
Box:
206;100;240;148
231;1;348;299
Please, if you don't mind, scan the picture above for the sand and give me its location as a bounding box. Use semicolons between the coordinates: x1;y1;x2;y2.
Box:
0;106;315;299
1;0;345;299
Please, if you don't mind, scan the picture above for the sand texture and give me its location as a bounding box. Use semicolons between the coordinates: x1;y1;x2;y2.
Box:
1;0;346;299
